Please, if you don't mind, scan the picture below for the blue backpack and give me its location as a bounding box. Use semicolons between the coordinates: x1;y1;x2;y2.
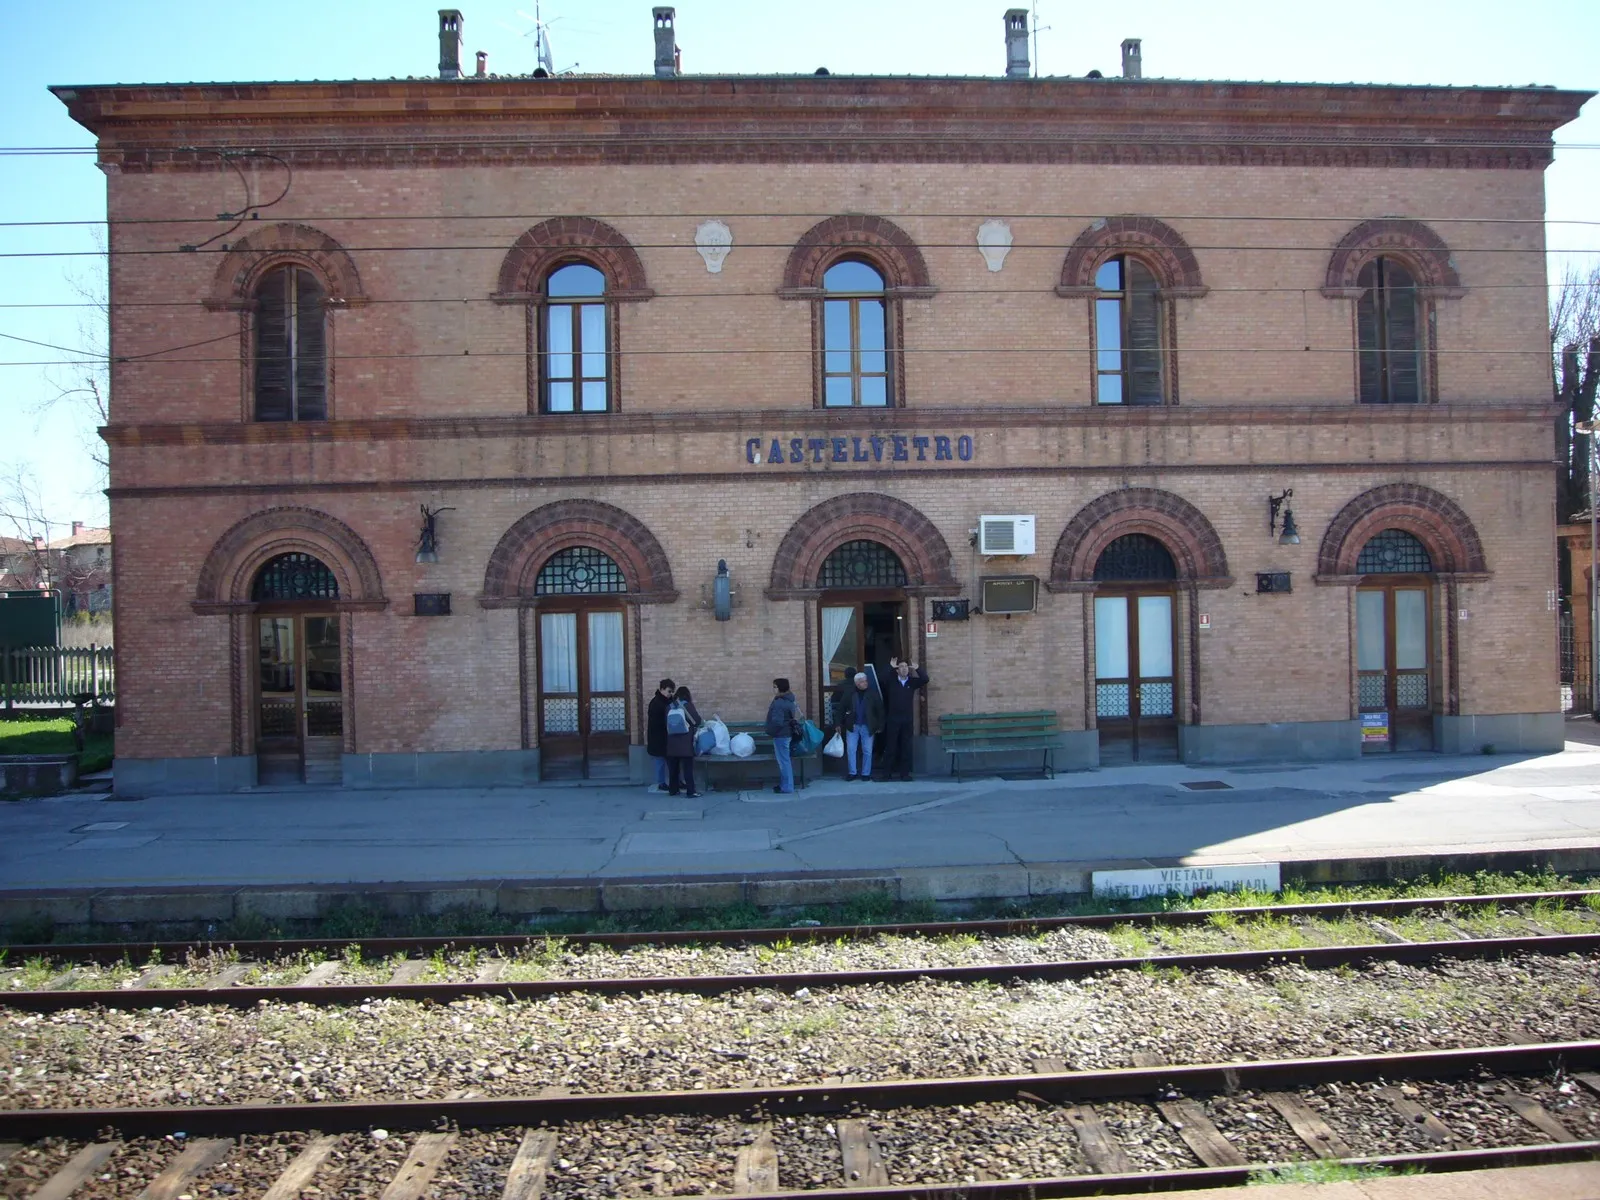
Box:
666;701;690;736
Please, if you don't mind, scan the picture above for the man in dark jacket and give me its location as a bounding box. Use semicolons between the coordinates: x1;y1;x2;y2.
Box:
831;669;884;782
765;677;801;794
645;678;675;793
881;656;927;781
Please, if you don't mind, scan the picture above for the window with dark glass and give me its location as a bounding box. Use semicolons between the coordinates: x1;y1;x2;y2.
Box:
535;546;627;595
543;263;609;413
254;266;327;421
1094;257;1163;405
823;261;889;408
1356;257;1423;404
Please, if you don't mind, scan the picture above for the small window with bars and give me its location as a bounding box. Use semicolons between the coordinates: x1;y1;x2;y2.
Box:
1356;528;1434;574
534;546;628;595
252;553;340;601
818;540;908;589
254;266;328;422
1093;533;1177;582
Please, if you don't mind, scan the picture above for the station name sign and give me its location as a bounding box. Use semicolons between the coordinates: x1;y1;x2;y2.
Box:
745;433;975;466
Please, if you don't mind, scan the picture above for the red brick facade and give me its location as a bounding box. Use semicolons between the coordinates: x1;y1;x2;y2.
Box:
53;68;1590;790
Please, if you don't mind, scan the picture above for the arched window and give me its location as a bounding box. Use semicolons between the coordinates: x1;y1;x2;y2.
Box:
254;266;327;421
1094;258;1164;406
1093;534;1177;581
535;546;628;595
1356;528;1434;574
542;263;610;413
251;552;340;601
1357;258;1424;404
818;540;908;589
823;261;889;408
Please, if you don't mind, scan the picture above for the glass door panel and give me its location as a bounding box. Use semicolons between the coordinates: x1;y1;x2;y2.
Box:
1094;596;1130;719
821;605;861;695
1096;591;1176;762
540;612;580;739
303;616;343;738
257;617;297;743
1357;586;1434;752
537;608;629;780
586;610;628;740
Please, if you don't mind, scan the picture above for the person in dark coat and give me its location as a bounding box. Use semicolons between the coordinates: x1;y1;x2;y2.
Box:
664;684;703;797
765;677;801;794
645;678;675;792
830;668;885;782
881;656;927;781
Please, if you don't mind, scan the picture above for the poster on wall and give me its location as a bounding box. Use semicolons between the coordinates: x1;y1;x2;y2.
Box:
1361;711;1390;744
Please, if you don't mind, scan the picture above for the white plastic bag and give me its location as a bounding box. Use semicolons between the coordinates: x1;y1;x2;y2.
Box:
823;730;845;758
705;716;731;755
730;731;756;758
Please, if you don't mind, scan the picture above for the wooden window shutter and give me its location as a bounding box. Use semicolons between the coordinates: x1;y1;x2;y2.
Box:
253;268;293;421
292;268;328;420
1382;261;1422;404
1355;260;1382;404
1125;259;1164;405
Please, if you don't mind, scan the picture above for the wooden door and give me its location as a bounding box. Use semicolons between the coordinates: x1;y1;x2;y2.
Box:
538;608;628;779
256;614;343;784
1357;585;1433;752
1095;591;1177;763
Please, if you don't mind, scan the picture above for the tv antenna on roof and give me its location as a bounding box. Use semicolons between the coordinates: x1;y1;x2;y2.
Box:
513;1;559;74
1030;1;1051;78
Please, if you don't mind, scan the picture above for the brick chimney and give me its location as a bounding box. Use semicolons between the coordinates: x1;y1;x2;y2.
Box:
1004;10;1029;79
72;521;84;536
439;10;464;80
1121;38;1142;79
475;50;487;78
654;7;677;78
32;536;44;550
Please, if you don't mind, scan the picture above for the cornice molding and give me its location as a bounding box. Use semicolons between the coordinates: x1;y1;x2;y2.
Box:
99;402;1557;449
51;78;1590;173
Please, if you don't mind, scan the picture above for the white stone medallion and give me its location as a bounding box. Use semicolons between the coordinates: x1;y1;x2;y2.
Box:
695;219;734;273
976;218;1013;272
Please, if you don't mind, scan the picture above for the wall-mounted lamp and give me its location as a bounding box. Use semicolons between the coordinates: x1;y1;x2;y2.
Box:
713;559;733;621
416;504;456;564
1268;489;1300;545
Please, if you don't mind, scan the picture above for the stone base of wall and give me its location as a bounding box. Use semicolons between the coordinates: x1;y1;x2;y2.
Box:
1;756;79;797
114;755;255;797
343;750;542;788
1179;720;1361;764
1434;712;1564;755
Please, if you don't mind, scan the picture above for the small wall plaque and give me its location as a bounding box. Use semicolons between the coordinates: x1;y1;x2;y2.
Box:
930;599;970;621
413;592;451;616
1256;571;1291;594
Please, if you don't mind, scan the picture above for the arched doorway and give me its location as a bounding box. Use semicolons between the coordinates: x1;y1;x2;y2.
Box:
818;540;910;700
533;546;630;780
1355;529;1436;752
1093;533;1178;764
252;552;345;784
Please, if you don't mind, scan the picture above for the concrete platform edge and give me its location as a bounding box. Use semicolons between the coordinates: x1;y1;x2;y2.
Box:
3;842;1598;931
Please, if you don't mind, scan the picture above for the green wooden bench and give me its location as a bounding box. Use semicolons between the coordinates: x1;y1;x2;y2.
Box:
697;720;819;791
939;711;1062;780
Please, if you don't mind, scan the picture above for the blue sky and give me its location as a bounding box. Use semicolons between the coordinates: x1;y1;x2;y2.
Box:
2;0;1597;531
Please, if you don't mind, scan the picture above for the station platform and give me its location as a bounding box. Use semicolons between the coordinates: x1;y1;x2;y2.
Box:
1;727;1599;927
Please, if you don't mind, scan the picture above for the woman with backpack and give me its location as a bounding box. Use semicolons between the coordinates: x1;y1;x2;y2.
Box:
665;684;703;798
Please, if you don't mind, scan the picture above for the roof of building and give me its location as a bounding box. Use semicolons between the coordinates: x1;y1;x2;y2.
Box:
46;527;111;551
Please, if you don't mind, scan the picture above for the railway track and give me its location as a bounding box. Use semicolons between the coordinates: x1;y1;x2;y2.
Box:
2;1042;1598;1196
3;889;1597;1012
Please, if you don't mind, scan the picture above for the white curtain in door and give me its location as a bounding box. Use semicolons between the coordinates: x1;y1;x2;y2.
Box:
1094;597;1130;678
587;610;625;692
540;612;578;693
821;605;854;674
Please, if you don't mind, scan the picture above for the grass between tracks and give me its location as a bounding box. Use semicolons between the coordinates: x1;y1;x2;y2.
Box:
1;867;1596;948
1247;1162;1418;1185
0;716;113;774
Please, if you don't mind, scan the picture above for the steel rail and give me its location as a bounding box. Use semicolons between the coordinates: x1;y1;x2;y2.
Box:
668;1143;1600;1199
4;932;1597;1013
4;888;1596;965
2;1040;1594;1140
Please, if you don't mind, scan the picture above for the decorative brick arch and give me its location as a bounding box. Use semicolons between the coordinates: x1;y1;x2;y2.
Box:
1317;484;1488;579
205;223;367;311
1321;219;1462;298
768;493;958;598
1050;488;1231;589
491;217;653;301
193;506;387;612
1057;216;1207;298
779;215;936;298
480;500;676;606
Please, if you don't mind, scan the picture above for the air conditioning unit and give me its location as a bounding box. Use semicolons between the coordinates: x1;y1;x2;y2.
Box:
978;515;1036;556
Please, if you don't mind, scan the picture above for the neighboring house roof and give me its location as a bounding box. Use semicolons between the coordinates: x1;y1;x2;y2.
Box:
46;526;111;551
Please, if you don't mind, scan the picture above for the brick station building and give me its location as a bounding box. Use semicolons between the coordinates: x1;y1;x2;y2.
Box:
54;11;1590;794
